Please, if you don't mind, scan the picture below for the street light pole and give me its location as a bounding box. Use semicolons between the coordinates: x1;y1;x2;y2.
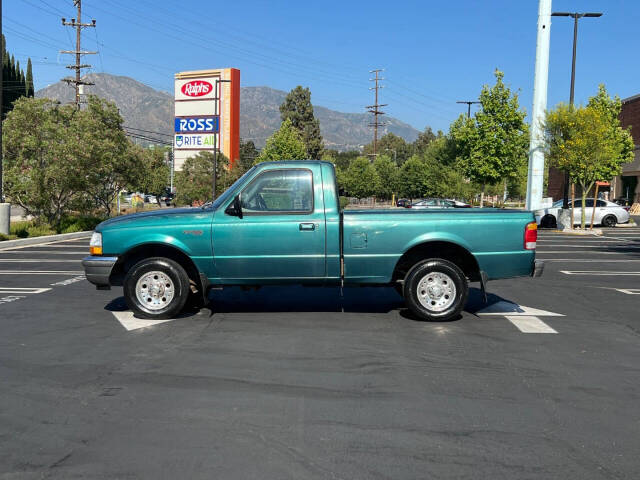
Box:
385;148;397;164
552;11;603;209
212;78;231;201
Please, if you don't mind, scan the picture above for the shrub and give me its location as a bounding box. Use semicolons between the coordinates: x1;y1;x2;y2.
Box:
10;221;32;238
57;215;105;234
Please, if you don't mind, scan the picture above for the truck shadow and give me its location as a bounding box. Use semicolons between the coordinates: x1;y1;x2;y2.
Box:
104;286;503;323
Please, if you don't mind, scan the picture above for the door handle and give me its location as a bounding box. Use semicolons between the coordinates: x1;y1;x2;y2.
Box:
299;223;316;231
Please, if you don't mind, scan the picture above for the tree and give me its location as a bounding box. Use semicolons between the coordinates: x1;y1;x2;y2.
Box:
373;155;398;200
25;58;34;98
255;118;307;163
412;126;438;155
450;70;529;206
363;132;411;165
1;35;29;118
397;155;429;200
280;86;324;159
237;139;259;171
3;98;87;227
174;151;231;206
545;103;633;228
343;157;379;199
137;147;170;206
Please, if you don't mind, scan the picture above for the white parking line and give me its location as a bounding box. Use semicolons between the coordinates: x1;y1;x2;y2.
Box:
0;270;84;275
0;251;86;255
539;251;631;255
613;289;640;295
538;259;640;262
0;287;52;294
0;259;80;263
505;315;558;334
560;270;640;276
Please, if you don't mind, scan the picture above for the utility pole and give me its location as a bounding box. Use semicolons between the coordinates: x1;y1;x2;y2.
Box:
212;78;230;201
456;101;480;118
552;11;603;209
61;0;96;108
366;69;387;159
525;0;552;211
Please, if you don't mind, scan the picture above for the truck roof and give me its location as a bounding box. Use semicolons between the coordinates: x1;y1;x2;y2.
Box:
256;160;335;168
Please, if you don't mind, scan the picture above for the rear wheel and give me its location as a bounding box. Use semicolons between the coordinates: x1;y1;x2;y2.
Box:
540;214;557;229
403;259;468;321
601;215;617;228
124;257;190;319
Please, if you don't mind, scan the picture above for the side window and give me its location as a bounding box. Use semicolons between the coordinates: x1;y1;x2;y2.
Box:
584;199;594;208
241;169;313;213
596;200;607;207
573;199;582;207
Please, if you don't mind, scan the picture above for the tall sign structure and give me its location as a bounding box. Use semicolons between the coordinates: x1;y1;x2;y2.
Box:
61;0;96;108
174;68;240;171
525;0;552;211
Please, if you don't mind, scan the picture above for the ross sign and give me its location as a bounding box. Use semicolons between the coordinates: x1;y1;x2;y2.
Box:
174;68;240;170
181;80;213;98
174;116;219;133
174;134;217;149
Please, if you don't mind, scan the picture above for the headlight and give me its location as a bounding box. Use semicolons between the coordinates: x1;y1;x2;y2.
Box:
90;232;103;256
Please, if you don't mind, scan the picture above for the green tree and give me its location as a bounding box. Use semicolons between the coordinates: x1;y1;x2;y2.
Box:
412;126;438;155
280;86;324;159
450;70;529;206
137;147;170;206
363;132;411;165
237;139;259;171
343;157;379;199
25;58;34;98
3;98;87;227
373;154;398;200
175;151;231;206
545;103;633;228
2;35;29;118
256;118;307;163
397;155;429;199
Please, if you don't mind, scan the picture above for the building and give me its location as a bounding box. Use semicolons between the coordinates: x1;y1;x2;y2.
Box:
611;94;640;203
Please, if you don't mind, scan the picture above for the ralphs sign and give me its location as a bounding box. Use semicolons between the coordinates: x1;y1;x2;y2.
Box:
181;80;213;97
175;116;219;133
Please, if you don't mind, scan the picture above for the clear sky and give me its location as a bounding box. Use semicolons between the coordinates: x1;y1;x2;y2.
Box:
4;0;636;134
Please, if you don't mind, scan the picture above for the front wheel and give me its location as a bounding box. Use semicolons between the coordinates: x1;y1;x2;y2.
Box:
601;215;617;228
123;257;190;319
403;259;469;321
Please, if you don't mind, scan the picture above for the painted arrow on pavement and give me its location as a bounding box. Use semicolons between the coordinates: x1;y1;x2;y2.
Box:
476;301;564;334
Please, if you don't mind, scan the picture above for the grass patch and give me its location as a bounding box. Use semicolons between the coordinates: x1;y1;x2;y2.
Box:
1;215;105;242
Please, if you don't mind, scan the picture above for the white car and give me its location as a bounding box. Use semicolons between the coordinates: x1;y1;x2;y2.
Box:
535;198;630;228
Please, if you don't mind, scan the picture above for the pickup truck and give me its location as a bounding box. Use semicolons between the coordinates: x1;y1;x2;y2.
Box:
82;161;543;322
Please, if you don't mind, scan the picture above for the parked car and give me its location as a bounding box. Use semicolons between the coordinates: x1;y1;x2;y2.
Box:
83;160;542;322
535;198;630;228
410;198;455;209
447;199;472;208
396;198;410;208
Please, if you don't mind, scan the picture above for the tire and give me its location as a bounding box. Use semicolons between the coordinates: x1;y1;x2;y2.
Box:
540;214;557;229
394;283;404;297
403;259;469;322
123;257;190;319
601;215;617;228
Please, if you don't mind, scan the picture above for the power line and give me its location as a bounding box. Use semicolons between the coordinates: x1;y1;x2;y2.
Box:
366;69;387;158
60;0;96;108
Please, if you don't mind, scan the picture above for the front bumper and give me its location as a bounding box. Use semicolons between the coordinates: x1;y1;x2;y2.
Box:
82;256;118;289
532;259;544;278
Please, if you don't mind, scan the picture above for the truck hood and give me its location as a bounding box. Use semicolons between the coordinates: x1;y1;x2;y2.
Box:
96;207;209;231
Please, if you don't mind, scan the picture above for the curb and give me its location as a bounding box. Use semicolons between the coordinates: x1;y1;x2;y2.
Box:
0;231;92;250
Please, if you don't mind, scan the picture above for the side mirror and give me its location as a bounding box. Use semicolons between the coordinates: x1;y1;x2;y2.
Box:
225;194;243;218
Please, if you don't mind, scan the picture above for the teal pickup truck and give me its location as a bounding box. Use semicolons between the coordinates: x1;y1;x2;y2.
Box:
82;161;542;321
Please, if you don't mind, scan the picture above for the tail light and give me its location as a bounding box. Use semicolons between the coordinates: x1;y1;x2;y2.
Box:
524;222;537;250
624;206;630;212
406;204;412;208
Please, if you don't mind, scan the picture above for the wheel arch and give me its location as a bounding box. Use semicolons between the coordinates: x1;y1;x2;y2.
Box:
109;243;202;291
391;240;481;284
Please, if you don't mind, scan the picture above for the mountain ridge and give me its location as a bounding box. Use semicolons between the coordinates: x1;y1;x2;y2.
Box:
36;73;421;150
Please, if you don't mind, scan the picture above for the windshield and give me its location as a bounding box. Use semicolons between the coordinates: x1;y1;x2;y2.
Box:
210;166;257;210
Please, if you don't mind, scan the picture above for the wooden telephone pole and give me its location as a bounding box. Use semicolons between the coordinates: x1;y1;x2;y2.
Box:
61;0;96;108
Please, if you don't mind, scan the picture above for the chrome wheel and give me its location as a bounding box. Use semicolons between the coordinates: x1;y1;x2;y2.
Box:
416;272;456;312
135;271;175;311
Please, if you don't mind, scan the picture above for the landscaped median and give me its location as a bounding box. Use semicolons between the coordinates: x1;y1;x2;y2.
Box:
0;216;104;243
0;230;93;250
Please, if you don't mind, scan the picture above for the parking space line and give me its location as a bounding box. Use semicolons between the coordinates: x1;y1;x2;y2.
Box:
613;289;640;295
0;259;80;263
505;315;557;334
538;259;640;262
538;251;631;255
560;270;640;276
0;287;52;294
0;270;84;275
0;251;87;255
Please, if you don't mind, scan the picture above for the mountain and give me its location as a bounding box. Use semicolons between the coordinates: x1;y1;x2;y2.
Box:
36;73;421;150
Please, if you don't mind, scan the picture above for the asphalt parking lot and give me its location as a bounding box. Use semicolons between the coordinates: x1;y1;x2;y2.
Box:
1;226;639;479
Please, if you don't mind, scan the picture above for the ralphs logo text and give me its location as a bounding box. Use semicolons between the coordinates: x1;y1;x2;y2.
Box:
175;116;219;133
181;80;213;97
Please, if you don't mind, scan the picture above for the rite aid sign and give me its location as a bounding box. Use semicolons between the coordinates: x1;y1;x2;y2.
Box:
174;116;219;133
174;134;217;149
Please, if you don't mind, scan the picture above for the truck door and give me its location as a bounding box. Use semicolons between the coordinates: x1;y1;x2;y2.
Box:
211;167;326;281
